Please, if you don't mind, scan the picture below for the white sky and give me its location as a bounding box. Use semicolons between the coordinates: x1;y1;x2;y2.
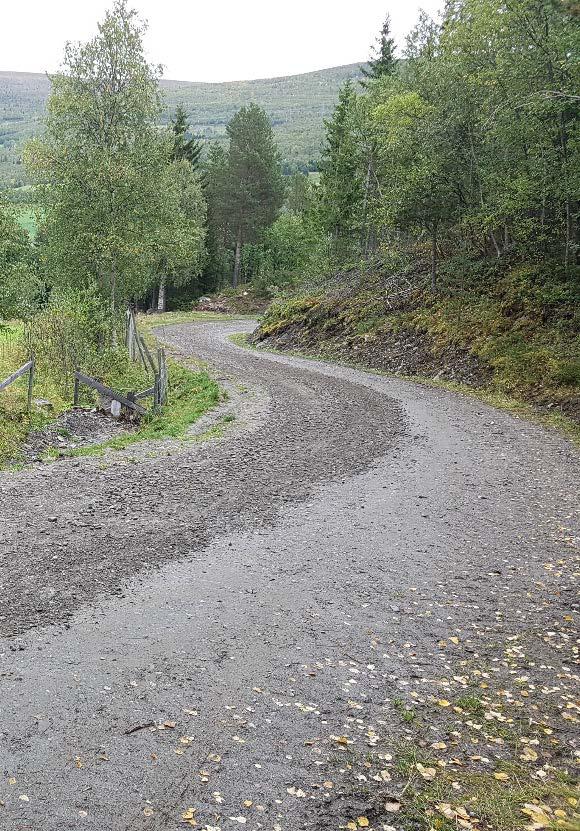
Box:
1;1;444;83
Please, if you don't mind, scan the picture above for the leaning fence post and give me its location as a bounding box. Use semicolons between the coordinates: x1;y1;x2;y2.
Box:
159;347;167;405
27;356;35;413
73;368;80;406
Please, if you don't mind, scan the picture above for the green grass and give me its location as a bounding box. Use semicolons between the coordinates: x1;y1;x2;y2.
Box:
67;361;220;459
0;316;221;468
399;769;579;831
0;320;68;465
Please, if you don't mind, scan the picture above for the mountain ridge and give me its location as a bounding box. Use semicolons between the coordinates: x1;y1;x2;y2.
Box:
0;63;364;187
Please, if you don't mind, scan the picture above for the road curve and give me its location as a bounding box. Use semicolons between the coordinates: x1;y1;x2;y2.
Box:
0;319;577;831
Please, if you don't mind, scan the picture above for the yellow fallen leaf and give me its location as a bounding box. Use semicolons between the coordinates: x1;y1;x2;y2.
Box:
437;699;451;707
416;763;436;780
385;800;400;813
449;637;460;645
357;818;369;828
143;807;154;817
494;772;510;781
346;823;357;830
520;746;538;762
243;800;253;808
521;804;550;828
431;741;447;750
323;781;333;789
181;808;196;820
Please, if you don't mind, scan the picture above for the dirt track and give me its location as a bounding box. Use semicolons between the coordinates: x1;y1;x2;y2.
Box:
0;319;577;831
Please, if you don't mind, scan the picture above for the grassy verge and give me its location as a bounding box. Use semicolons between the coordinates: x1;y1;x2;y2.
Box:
0;321;69;465
0;314;223;468
64;361;220;460
231;332;580;446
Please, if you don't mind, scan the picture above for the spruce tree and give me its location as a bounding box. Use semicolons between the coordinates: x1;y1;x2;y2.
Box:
319;81;364;261
171;104;202;170
362;14;397;83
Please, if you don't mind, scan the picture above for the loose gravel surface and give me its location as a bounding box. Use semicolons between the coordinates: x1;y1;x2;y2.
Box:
0;319;578;831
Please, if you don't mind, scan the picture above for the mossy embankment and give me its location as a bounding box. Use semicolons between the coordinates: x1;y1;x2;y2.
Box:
252;261;580;437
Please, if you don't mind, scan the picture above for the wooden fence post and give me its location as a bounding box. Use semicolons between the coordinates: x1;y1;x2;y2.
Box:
27;356;35;413
73;367;80;406
158;347;168;405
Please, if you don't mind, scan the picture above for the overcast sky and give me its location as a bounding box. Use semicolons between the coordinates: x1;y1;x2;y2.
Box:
1;1;444;82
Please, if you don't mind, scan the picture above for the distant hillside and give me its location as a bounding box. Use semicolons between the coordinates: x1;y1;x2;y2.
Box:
0;64;363;188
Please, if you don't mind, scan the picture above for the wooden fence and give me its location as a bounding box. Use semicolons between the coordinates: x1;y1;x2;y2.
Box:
125;310;167;407
72;311;168;418
0;357;35;411
0;310;167;420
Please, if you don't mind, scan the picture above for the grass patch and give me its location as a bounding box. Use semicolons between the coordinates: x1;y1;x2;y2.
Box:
0;315;221;467
0;321;69;465
138;310;254;331
67;361;220;459
14;204;39;238
399;769;579;831
393;698;419;724
229;332;253;348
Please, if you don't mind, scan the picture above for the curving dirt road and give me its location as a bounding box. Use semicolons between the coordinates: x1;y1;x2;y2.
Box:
0;320;578;831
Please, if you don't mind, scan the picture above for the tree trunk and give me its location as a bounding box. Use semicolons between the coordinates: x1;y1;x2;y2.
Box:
490;230;502;259
431;222;438;293
110;266;118;348
362;158;373;256
157;277;166;312
233;225;243;289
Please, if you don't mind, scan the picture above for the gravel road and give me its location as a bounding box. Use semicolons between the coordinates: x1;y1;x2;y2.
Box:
0;319;578;831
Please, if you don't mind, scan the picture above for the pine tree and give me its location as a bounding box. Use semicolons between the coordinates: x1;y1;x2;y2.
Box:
361;14;397;83
211;104;284;288
171;104;202;170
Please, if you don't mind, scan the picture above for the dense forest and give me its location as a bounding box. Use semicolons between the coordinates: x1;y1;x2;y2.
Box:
249;0;580;425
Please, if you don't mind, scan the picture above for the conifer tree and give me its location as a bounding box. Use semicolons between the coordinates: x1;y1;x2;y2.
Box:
208;104;284;288
171;104;202;170
361;14;397;83
319;81;364;260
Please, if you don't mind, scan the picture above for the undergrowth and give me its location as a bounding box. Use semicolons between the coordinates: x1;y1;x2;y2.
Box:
0;314;221;467
254;256;580;440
